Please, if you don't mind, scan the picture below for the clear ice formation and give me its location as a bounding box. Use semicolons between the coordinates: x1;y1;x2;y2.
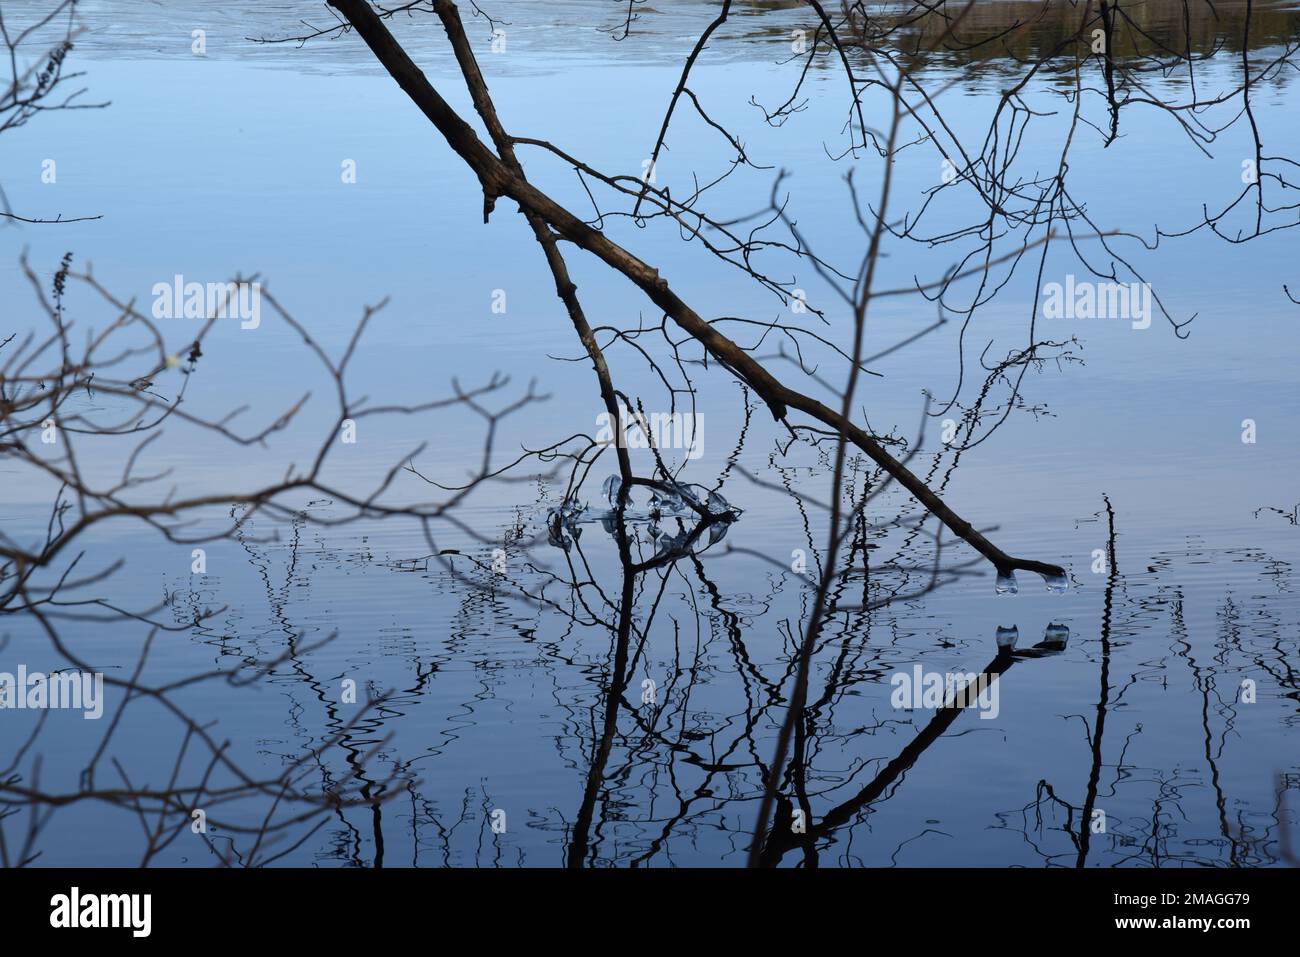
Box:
1041;570;1070;594
549;477;743;557
995;568;1069;595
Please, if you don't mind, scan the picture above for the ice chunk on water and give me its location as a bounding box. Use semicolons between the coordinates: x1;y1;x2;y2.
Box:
706;488;741;517
654;530;689;560
547;500;588;550
1041;570;1069;594
546;508;572;552
676;484;705;509
601;474;622;505
562;478;743;558
650;485;685;513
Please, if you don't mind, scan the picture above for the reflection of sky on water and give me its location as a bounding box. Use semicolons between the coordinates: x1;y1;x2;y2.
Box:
2;1;1298;866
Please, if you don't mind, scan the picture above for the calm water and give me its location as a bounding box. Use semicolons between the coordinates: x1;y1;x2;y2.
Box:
2;0;1298;867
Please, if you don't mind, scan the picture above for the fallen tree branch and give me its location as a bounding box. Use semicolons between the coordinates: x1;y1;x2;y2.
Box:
324;0;1064;582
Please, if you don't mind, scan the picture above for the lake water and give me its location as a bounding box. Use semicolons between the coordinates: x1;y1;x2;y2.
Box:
2;0;1298;867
